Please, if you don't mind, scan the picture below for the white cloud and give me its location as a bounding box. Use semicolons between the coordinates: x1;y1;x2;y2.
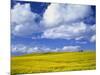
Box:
42;22;93;40
11;2;96;45
11;44;40;55
90;35;96;42
27;47;40;53
89;25;96;42
41;3;95;41
11;3;41;36
11;44;82;55
62;46;81;52
11;44;28;53
11;3;95;41
90;24;96;32
43;3;92;28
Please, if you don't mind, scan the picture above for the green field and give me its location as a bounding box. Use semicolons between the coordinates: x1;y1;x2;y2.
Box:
11;51;96;75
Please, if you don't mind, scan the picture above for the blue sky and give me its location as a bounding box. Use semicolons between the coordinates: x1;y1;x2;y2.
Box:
11;0;96;55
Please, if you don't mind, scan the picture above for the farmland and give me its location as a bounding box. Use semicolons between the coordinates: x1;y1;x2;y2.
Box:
11;51;96;75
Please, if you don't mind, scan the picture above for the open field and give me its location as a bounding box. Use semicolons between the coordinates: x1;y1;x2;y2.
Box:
11;51;96;75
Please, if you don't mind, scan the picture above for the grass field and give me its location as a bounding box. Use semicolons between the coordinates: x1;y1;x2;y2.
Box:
11;51;96;75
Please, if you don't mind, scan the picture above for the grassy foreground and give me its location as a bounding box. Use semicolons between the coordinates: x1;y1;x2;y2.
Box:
11;51;96;75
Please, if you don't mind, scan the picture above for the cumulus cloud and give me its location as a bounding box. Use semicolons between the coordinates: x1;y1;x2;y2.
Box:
11;3;41;36
90;24;96;32
11;44;40;55
89;25;96;42
43;3;93;28
11;3;95;41
42;22;95;40
41;3;95;41
11;44;82;55
90;35;96;42
62;46;81;52
11;44;28;55
11;44;53;55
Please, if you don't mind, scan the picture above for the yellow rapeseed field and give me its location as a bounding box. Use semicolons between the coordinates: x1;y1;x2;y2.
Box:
11;51;96;75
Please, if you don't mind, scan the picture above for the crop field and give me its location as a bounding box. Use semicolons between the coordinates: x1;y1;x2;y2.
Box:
11;51;96;75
